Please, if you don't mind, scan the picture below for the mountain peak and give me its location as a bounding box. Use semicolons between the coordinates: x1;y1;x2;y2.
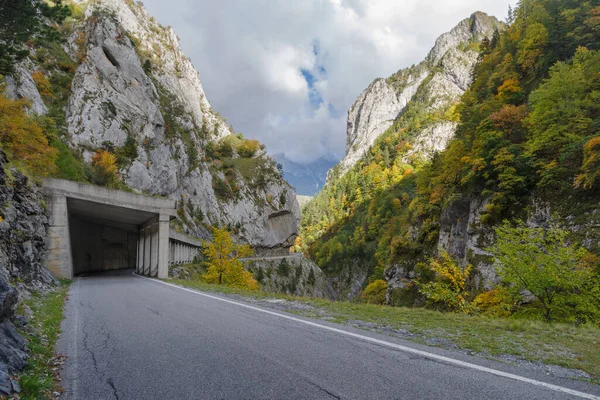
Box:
331;12;503;180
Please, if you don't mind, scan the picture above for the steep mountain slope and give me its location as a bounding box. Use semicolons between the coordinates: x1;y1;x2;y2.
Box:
302;12;503;298
332;12;503;179
301;0;600;305
2;0;299;254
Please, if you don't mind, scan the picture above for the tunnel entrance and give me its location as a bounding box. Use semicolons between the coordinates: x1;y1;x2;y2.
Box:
43;179;178;279
67;198;158;275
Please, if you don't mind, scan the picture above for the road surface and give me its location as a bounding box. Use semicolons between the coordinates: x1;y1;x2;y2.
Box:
58;271;600;399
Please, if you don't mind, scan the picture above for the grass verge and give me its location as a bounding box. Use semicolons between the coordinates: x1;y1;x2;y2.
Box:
16;281;71;399
169;278;600;381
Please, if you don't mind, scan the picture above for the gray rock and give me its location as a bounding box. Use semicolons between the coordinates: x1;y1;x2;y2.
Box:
4;63;49;115
332;12;503;180
63;0;301;251
0;150;55;393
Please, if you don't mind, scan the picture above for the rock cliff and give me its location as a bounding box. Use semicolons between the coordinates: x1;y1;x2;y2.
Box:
0;151;56;394
6;0;300;254
334;12;503;178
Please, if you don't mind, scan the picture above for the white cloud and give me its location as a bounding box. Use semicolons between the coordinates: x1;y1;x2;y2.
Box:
141;0;514;164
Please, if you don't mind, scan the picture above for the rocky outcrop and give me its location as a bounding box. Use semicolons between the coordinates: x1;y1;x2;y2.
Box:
0;151;56;394
435;194;600;290
243;255;332;298
340;72;427;175
335;12;503;178
4;62;48;116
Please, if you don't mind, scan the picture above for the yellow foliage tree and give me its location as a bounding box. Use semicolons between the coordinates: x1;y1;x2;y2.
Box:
203;227;258;290
361;280;387;305
91;149;120;188
0;94;57;176
418;250;473;313
31;70;53;98
575;136;600;189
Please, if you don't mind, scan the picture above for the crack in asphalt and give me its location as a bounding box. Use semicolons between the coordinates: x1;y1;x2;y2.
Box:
81;324;99;372
146;307;161;316
108;377;120;400
308;380;341;399
79;307;117;398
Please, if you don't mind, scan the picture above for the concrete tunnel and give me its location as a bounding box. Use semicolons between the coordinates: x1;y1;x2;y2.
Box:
42;179;201;279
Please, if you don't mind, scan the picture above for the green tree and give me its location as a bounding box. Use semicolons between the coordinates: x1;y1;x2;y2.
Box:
203;227;258;290
489;221;599;322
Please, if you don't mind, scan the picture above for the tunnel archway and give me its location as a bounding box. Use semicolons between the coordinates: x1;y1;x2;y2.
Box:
43;179;177;279
67;198;158;275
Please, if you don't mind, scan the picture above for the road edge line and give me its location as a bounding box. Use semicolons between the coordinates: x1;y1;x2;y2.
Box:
134;274;600;400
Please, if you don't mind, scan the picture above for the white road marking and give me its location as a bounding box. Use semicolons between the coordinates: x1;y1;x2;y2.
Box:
135;274;600;400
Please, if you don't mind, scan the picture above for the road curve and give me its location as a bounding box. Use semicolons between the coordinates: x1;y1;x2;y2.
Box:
58;271;600;400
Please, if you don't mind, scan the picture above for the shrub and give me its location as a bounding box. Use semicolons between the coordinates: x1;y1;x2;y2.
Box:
0;94;57;175
417;250;473;313
217;141;233;158
472;288;515;318
238;139;261;158
361;280;388;305
52;139;86;181
575;136;600;190
211;174;233;200
31;70;53;98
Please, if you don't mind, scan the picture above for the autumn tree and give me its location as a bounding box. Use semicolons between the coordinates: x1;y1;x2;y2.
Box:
203;227;258;290
91;149;120;188
0;94;57;175
418;251;473;313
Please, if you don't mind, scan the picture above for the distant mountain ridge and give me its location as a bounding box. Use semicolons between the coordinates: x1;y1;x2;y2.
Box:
273;154;336;196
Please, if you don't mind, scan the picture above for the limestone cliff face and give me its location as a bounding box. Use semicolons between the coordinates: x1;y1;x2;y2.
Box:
7;0;299;253
335;12;502;178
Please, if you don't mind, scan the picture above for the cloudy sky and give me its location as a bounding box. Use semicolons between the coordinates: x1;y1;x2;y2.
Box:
143;0;514;164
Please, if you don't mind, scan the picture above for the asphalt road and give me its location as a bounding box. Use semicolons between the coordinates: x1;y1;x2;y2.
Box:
58;270;600;400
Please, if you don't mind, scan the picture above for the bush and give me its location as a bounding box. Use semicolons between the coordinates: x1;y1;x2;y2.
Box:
217;141;233;158
0;94;57;176
489;221;600;323
211;174;233;200
417;251;473;313
52;139;86;181
238;139;261;158
361;280;388;305
472;288;515;318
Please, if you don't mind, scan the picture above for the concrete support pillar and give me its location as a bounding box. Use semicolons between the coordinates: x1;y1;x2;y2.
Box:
46;194;73;279
137;233;144;274
157;214;170;279
143;227;151;276
149;223;158;277
172;242;175;266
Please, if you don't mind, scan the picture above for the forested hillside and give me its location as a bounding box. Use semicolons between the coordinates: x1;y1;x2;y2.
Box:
300;0;600;315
